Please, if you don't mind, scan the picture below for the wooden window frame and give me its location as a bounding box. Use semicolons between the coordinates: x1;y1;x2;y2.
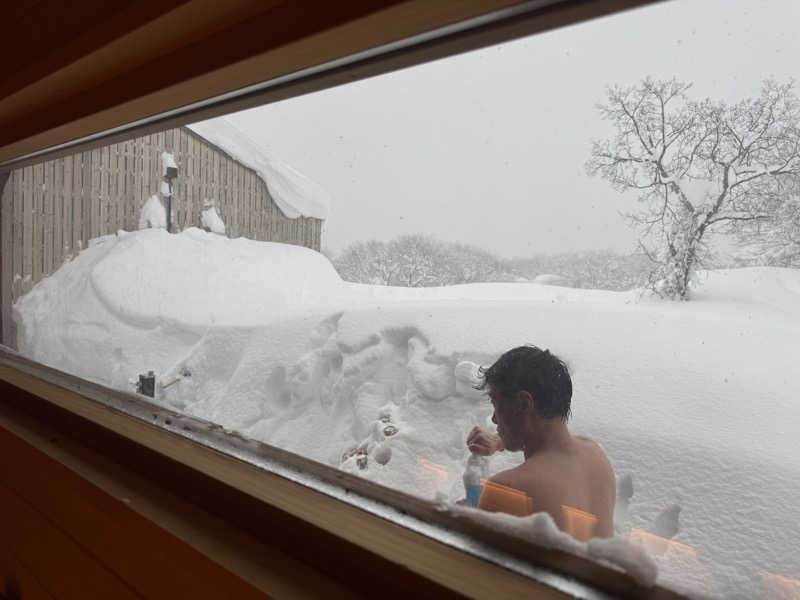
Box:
0;1;687;598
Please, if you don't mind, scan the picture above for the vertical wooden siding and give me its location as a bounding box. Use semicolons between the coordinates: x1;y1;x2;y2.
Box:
0;126;323;348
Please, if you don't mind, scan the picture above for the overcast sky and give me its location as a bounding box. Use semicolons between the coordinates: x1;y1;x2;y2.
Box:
225;0;800;258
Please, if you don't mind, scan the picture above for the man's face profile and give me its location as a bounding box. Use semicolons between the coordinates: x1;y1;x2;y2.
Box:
490;388;525;452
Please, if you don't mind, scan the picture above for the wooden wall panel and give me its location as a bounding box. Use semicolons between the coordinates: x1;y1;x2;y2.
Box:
1;175;13;348
0;484;142;600
12;172;23;300
43;161;53;276
53;158;63;268
62;155;73;259
0;541;56;600
0;429;268;600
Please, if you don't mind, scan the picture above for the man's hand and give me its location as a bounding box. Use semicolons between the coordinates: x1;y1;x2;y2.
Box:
466;426;504;456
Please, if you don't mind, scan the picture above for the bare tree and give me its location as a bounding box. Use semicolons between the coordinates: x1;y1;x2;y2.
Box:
333;236;442;287
443;242;504;284
389;235;442;287
587;78;800;299
332;240;397;285
736;193;800;267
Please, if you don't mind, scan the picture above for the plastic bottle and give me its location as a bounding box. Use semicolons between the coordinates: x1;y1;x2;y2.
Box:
463;453;489;507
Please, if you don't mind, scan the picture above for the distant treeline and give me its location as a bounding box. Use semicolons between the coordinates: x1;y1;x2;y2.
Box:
507;250;652;291
330;235;656;291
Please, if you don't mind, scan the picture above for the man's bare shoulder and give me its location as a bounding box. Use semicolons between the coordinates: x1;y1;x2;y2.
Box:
574;433;601;447
575;435;613;463
487;465;525;487
491;458;559;494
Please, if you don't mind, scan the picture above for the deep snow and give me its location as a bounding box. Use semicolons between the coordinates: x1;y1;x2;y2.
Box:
12;228;800;599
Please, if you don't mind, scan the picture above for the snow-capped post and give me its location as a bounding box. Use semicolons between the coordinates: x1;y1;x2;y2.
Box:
162;152;178;233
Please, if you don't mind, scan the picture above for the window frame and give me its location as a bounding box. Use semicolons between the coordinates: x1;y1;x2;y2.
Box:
0;1;688;598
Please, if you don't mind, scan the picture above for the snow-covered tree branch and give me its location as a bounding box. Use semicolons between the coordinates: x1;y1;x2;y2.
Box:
587;78;800;299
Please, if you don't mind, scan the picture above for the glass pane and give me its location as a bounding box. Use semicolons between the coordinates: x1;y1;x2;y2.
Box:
4;1;799;598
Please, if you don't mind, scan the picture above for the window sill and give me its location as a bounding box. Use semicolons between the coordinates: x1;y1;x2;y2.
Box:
0;347;686;599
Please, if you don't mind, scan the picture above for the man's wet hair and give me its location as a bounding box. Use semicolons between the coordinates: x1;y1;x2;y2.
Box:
477;345;572;421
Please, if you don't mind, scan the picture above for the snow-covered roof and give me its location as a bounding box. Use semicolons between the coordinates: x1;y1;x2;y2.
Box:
187;117;330;220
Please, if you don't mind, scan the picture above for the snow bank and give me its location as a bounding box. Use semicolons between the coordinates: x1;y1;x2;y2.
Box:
188;117;330;220
12;231;800;599
532;273;571;286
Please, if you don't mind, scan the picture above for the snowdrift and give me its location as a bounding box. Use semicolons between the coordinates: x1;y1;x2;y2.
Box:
12;229;800;599
13;228;344;387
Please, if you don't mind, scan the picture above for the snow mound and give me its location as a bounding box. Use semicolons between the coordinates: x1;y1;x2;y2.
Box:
188;117;330;220
533;273;572;286
138;195;166;229
201;206;225;234
90;229;341;328
691;267;800;318
12;229;345;386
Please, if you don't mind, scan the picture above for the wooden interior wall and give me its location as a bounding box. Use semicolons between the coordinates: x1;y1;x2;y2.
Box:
0;387;343;600
0;127;322;348
0;415;272;600
0;377;471;600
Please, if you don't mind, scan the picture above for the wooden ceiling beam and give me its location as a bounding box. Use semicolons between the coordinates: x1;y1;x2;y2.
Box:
0;1;192;100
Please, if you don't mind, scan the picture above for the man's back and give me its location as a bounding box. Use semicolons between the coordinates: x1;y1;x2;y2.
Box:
478;435;615;540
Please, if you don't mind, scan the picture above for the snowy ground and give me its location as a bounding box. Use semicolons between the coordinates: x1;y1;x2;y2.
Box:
13;228;800;599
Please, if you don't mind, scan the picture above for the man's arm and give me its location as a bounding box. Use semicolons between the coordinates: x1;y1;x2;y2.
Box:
466;426;504;455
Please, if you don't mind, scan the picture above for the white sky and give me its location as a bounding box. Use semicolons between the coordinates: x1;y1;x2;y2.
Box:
225;0;800;258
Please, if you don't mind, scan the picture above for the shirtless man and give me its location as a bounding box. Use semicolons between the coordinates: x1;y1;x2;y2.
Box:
466;345;616;541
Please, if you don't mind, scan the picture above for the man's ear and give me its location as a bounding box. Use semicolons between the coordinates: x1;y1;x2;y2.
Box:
515;390;534;413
